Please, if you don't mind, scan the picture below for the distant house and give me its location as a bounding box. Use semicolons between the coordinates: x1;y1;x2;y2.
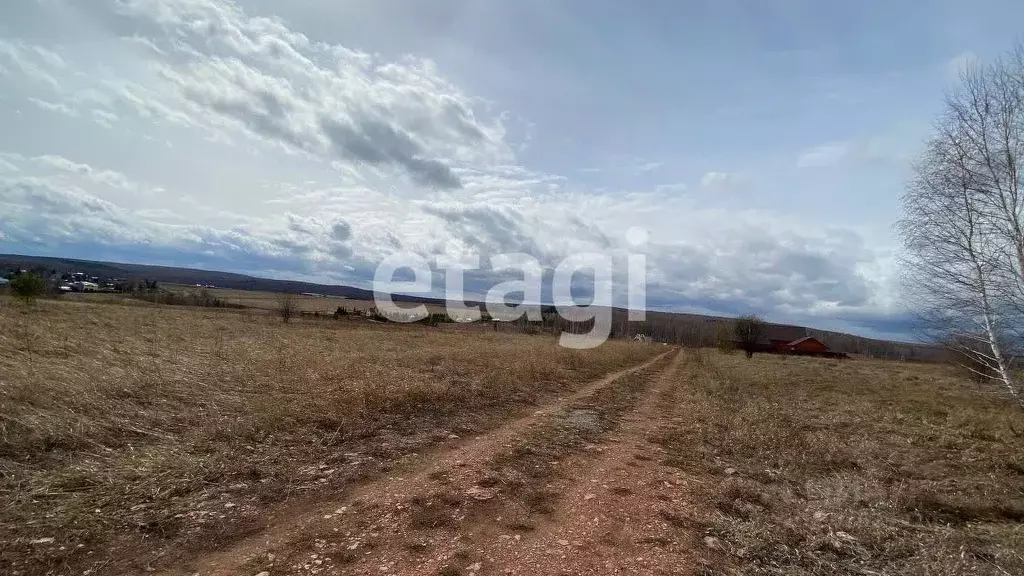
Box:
764;325;809;350
776;336;831;354
742;324;848;358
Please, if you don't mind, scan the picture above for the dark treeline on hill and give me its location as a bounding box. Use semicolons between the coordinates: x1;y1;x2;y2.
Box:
0;254;394;300
1;254;934;361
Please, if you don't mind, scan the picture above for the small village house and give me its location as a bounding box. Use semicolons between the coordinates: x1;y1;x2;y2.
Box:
744;324;848;358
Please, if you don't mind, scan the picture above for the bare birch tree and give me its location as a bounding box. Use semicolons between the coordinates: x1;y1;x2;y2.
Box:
900;48;1024;404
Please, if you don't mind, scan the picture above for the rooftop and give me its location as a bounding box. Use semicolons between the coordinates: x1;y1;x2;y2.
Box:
758;324;808;345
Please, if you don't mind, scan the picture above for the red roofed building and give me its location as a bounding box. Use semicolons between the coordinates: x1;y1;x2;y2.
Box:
740;324;848;358
775;336;830;354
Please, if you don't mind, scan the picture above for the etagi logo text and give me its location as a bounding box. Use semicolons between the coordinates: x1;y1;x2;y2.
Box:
372;228;649;349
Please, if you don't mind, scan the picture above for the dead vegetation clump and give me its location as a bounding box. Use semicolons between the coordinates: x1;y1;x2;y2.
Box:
655;349;1024;575
0;298;658;575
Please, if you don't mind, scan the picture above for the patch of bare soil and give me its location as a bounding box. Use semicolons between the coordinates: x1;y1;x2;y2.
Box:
161;351;671;575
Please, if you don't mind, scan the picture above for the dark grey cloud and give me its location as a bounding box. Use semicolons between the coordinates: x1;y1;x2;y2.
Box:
180;79;463;189
422;204;547;259
321;117;461;189
182;84;311;152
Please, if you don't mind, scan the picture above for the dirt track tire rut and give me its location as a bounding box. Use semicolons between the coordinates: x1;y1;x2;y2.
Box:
481;343;695;574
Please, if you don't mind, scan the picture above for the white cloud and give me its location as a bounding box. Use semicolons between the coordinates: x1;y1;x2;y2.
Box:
91;109;119;128
947;51;978;81
576;157;663;176
0;39;65;88
699;171;741;191
33;155;151;194
28;97;79;117
654;182;687;194
796;141;850;168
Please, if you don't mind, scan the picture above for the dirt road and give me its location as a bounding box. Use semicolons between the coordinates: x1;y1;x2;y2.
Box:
480;344;697;575
169;349;697;576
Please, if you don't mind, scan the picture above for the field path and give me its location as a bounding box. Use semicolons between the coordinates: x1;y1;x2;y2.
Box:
166;351;670;576
478;341;697;575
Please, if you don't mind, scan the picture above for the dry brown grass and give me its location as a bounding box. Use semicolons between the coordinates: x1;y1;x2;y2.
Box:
62;285;378;315
656;350;1024;575
163;284;421;314
0;297;657;575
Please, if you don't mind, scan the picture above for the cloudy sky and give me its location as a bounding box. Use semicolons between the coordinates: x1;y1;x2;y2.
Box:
1;0;1020;339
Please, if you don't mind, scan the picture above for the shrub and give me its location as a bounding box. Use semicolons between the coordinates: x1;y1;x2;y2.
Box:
277;293;297;323
9;273;46;304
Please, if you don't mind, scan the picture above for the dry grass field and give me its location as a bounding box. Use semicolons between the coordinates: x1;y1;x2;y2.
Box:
3;293;1022;575
0;297;657;575
657;350;1024;575
62;284;379;315
159;284;453;316
163;284;376;314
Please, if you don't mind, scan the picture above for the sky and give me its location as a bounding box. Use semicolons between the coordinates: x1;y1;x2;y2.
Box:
1;0;1021;340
